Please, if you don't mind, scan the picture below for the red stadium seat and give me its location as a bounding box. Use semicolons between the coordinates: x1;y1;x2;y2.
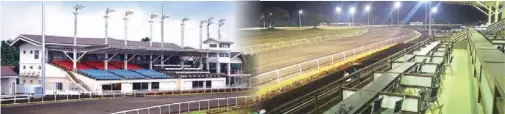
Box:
52;60;93;70
109;61;144;70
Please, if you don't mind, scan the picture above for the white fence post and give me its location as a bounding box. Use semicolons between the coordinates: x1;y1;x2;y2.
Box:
276;70;280;84
298;64;302;75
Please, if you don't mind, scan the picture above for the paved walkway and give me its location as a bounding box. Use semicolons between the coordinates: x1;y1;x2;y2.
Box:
428;49;482;114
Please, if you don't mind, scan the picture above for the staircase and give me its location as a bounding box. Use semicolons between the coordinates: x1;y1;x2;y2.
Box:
48;63;90;92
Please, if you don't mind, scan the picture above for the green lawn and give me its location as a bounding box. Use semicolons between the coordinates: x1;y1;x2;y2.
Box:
240;27;363;45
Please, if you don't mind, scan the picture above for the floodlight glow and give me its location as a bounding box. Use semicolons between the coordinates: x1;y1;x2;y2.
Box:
299;10;303;14
421;0;428;3
350;7;356;15
365;5;371;12
431;7;438;13
336;7;342;13
394;1;401;9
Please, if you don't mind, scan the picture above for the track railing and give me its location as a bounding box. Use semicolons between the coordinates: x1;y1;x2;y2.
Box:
241;29;369;55
252;30;421;90
0;87;249;105
110;96;254;114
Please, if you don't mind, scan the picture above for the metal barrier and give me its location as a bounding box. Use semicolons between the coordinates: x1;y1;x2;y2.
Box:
0;87;249;105
241;29;369;55
110;96;254;114
252;30;421;89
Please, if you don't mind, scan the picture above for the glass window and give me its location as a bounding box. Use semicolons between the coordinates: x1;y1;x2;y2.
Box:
29;66;33;69
34;50;39;59
30;50;33;54
30;80;33;83
56;83;63;90
38;66;41;69
219;53;230;57
23;50;26;54
219;44;230;48
23;66;26;69
209;44;217;48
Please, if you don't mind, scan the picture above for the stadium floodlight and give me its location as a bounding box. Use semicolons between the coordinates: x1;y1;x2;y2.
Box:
206;17;214;39
350;7;356;26
218;19;226;39
72;4;84;70
260;14;266;28
104;8;114;45
336;7;342;25
181;18;189;48
268;12;273;28
394;1;401;25
123;10;134;46
160;14;169;48
199;20;207;49
365;5;371;25
431;7;438;13
420;0;428;3
298;10;303;27
149;14;158;47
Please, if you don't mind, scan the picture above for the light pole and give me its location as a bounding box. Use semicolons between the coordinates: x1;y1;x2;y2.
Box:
207;17;214;39
41;1;46;95
430;7;437;36
365;5;371;25
104;8;114;70
123;10;134;69
148;14;157;70
260;14;265;28
421;0;429;29
181;18;189;48
160;5;169;68
268;12;272;28
350;7;356;26
336;7;341;26
394;1;401;25
298;10;303;27
218;19;226;39
72;4;84;71
200;20;207;49
149;14;158;47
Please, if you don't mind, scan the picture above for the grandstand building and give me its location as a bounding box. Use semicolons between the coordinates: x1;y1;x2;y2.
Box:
9;34;250;95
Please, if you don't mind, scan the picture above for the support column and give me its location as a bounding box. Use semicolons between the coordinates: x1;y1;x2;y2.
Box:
216;53;220;74
180;56;184;70
104;54;108;70
495;1;500;23
124;54;128;70
149;55;153;70
489;7;493;24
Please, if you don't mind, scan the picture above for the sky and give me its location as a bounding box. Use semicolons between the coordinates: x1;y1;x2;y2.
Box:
1;1;240;50
250;1;487;27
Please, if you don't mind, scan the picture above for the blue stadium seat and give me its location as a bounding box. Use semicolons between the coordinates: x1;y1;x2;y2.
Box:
79;70;122;80
134;69;168;79
109;70;147;79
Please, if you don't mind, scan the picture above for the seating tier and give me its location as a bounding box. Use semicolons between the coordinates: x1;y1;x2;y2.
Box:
79;70;122;80
52;60;93;70
134;69;168;79
110;62;144;70
86;61;119;70
109;70;146;79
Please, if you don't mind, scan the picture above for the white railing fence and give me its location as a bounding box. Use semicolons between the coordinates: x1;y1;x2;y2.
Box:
0;86;249;105
252;30;422;89
110;96;254;114
241;29;369;55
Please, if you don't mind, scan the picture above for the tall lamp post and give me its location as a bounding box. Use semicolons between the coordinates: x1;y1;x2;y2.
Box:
298;10;303;27
199;20;207;49
72;4;84;71
394;1;401;25
123;10;134;69
206;17;214;39
350;7;356;26
430;7;437;36
268;12;272;28
365;5;371;25
260;14;265;28
336;7;341;26
218;19;226;39
421;0;429;29
160;6;169;68
41;2;46;95
104;8;114;70
148;14;158;70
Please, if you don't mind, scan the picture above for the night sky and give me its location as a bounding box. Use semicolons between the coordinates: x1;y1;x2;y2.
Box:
241;1;486;27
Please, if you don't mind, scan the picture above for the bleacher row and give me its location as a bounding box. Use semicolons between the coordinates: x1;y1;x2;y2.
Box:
52;61;168;80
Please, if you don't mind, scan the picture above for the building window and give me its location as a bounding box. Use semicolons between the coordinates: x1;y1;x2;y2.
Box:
34;50;39;59
23;80;26;83
56;83;63;90
39;80;41;84
23;66;26;69
30;80;33;83
219;53;230;57
23;50;26;54
219;44;230;48
38;66;41;69
29;66;33;69
30;50;33;54
209;44;217;48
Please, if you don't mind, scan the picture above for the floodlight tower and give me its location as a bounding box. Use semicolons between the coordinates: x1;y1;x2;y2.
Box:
365;5;371;25
72;4;84;71
394;1;401;25
200;20;207;49
260;14;266;28
350;7;356;26
298;10;303;27
160;5;169;68
104;8;115;70
41;1;46;95
268;12;273;28
123;10;134;69
336;7;342;26
218;19;226;39
429;7;437;36
148;14;158;70
181;18;189;48
421;0;429;29
149;14;158;47
206;17;214;39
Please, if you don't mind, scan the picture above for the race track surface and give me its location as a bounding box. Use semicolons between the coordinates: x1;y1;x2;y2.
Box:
2;93;246;114
254;27;412;74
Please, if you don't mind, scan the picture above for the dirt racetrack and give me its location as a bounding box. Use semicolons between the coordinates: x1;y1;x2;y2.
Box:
1;93;246;114
254;27;413;74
